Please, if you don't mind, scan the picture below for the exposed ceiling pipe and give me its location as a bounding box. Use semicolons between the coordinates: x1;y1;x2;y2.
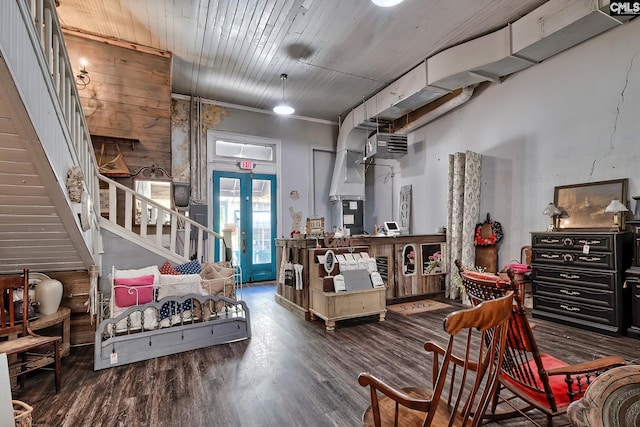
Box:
393;86;475;134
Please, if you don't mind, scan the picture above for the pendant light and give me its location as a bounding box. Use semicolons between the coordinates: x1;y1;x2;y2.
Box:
273;73;295;115
371;0;405;7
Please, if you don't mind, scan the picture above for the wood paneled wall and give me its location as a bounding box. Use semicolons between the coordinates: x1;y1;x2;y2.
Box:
64;33;172;176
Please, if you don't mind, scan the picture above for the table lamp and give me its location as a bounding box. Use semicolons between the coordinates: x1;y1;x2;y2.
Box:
543;202;561;231
605;199;628;231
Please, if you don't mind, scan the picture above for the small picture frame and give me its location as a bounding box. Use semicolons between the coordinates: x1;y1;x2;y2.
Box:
306;217;325;235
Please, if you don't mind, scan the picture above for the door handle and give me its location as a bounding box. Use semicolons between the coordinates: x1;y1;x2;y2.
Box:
243;239;247;253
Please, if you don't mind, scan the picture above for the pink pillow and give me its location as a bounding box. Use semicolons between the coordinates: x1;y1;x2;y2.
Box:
159;261;181;275
114;274;155;307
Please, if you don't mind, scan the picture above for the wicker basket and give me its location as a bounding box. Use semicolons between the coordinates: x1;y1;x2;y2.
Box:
13;400;33;427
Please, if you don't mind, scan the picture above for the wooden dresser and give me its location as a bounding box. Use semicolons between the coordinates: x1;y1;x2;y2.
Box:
531;231;633;336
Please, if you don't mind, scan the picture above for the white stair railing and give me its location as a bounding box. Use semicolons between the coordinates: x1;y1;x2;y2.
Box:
98;175;224;263
22;0;100;244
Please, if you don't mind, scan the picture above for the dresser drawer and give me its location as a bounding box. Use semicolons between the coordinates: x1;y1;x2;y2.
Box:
533;265;615;290
532;233;613;251
534;280;614;307
532;248;613;270
534;295;616;325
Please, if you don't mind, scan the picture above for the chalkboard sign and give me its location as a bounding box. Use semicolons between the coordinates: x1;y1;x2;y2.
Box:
375;256;388;283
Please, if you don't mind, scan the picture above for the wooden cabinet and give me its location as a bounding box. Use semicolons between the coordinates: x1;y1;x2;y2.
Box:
531;231;633;336
47;271;94;345
30;307;71;358
309;288;386;331
307;247;386;330
275;234;445;321
625;267;640;338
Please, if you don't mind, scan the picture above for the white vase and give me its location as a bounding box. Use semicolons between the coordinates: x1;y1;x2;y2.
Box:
36;279;63;315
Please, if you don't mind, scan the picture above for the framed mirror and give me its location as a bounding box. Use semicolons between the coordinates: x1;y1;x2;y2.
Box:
133;165;173;225
402;244;416;276
324;250;336;276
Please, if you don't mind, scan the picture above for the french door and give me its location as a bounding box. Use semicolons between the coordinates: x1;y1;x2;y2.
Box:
212;171;276;283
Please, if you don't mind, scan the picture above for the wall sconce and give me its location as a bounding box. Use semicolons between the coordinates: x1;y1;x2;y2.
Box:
75;61;91;89
605;199;628;232
543;202;561;231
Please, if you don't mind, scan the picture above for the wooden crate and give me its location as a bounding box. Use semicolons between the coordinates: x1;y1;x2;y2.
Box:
70;313;95;346
46;271;90;314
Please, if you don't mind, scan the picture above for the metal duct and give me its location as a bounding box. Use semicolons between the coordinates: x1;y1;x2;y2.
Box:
329;0;631;201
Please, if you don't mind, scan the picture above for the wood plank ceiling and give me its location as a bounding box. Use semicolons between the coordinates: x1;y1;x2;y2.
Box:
55;0;547;122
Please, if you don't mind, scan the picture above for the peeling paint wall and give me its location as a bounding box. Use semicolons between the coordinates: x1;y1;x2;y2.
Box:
171;98;191;183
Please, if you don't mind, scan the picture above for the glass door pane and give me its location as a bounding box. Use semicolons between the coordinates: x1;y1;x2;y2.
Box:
213;171;276;282
252;178;272;265
217;176;241;265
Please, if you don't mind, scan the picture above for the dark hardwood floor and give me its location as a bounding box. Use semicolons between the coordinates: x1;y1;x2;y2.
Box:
12;284;640;426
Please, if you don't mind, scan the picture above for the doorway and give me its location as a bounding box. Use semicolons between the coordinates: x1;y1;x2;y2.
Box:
212;171;277;283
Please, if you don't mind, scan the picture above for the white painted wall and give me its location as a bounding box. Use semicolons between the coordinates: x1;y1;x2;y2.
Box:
371;18;640;266
205;107;338;238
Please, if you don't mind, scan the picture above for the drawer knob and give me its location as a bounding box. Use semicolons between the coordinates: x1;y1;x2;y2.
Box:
560;304;580;312
560;289;581;296
562;253;575;263
562;237;574;246
578;256;602;262
559;273;580;280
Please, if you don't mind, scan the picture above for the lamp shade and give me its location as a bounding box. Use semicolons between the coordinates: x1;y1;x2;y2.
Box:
273;73;294;115
543;202;561;216
605;199;628;213
273;103;294;115
371;0;405;6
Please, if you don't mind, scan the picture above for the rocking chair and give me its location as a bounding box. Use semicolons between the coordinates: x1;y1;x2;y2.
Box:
358;292;514;427
455;259;625;426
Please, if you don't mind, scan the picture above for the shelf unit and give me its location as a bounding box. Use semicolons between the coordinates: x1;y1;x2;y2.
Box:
308;247;386;331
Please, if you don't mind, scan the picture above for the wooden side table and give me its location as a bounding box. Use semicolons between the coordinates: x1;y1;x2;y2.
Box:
8;306;71;386
30;306;71;357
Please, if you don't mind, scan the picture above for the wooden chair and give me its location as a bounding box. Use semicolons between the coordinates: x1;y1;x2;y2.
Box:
358;292;514;427
0;269;62;393
455;259;625;427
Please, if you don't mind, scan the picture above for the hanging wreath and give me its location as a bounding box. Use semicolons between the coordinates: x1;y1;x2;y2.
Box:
474;220;504;246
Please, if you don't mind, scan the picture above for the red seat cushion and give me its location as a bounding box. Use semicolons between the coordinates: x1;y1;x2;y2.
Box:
464;270;511;286
500;353;585;410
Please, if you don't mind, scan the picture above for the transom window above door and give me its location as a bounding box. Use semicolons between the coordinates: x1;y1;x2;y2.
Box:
214;139;275;162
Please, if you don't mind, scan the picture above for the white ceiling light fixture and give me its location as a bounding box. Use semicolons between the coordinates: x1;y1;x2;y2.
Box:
273;73;295;115
371;0;405;7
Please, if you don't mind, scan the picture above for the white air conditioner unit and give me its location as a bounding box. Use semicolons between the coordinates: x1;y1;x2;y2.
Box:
365;132;408;159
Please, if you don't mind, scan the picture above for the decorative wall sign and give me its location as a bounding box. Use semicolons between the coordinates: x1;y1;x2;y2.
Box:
399;185;412;234
306;217;325;235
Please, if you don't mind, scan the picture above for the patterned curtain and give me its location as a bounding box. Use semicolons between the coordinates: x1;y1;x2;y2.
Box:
446;151;481;298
